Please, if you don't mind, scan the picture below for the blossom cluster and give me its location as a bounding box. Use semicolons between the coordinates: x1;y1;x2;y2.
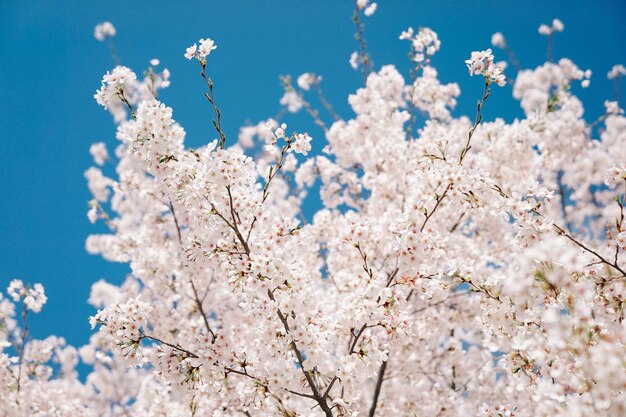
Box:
491;32;506;48
6;8;626;417
94;66;137;109
297;72;321;91
356;0;378;16
7;279;47;313
94;21;116;41
0;281;91;417
465;48;506;86
399;27;441;63
608;64;626;80
538;18;565;35
184;38;217;60
90;298;153;366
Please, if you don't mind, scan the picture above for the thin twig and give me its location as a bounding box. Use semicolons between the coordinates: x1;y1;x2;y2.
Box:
420;80;491;232
352;3;373;81
312;83;340;121
554;224;626;277
189;279;217;343
368;359;388;417
556;171;573;232
200;63;227;148
141;334;199;358
168;199;183;245
15;304;28;404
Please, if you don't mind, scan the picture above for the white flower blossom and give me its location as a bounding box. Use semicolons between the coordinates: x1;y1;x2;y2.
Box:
94;21;116;41
7;280;47;313
293;133;312;155
349;51;359;69
400;27;441;63
608;64;626;79
184;43;197;60
198;38;217;57
539;18;565;35
364;2;377;16
280;90;303;113
89;142;109;166
465;48;506;86
297;72;320;91
7;11;626;417
491;32;505;48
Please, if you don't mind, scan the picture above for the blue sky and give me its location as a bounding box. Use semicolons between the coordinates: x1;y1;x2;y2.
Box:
1;0;625;348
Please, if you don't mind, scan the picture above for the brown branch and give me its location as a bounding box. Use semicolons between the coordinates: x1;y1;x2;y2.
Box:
144;333;295;414
420;80;491;232
460;80;490;164
502;42;522;73
189;279;217;343
614;75;622;103
554;224;626;277
141;334;199;358
246;136;296;243
284;388;317;400
448;211;466;233
224;365;293;415
200;63;227;149
352;3;373;81
168;199;183;245
556;172;572;232
348;324;368;355
301;93;328;131
368;359;388;417
354;242;374;280
117;89;136;119
459;275;501;303
420;183;452;232
323;376;338;400
209;197;250;257
494;184;626;278
411;290;470;314
169;199;217;346
15;303;28;404
266;289;334;417
312;83;340;121
546;33;554;63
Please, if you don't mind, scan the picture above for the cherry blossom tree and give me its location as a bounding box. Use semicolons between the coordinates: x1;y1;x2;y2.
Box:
2;3;626;416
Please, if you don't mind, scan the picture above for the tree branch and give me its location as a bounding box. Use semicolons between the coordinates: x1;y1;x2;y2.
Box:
368;359;388;417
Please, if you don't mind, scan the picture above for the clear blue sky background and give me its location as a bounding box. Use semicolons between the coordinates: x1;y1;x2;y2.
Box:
1;0;625;348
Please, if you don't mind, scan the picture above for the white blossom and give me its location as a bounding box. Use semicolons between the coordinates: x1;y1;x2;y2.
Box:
293;133;312;155
400;27;441;63
89;142;109;166
465;48;506;86
198;38;217;57
184;43;197;60
539;18;565;35
297;72;320;91
94;21;116;41
350;51;359;69
7;279;47;313
608;64;626;79
280;90;303;113
364;2;377;16
6;10;626;417
491;32;505;48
